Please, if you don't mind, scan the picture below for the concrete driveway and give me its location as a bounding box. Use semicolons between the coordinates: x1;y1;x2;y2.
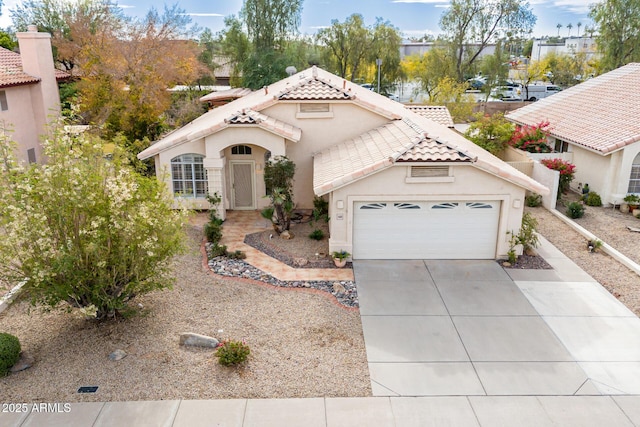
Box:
354;240;640;397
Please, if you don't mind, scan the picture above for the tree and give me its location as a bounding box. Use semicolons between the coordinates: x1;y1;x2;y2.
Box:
317;14;370;80
0;127;187;320
262;156;296;233
464;113;515;155
577;22;582;37
402;47;457;101
240;0;302;52
369;18;403;92
557;23;562;37
0;30;15;50
567;23;573;36
590;0;640;70
217;15;251;87
439;0;536;80
479;41;510;99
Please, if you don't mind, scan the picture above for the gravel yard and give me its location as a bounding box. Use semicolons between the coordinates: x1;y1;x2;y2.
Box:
528;200;640;316
0;224;371;402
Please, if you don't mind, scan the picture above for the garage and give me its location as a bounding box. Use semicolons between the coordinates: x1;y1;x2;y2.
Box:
352;201;500;260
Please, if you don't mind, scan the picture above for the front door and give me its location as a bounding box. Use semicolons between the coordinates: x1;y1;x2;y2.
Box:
230;161;255;209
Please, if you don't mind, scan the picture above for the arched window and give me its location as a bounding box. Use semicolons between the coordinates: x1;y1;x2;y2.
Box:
629;153;640;194
171;154;207;198
231;145;252;155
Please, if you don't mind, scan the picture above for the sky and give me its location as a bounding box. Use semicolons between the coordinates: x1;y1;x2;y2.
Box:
1;0;597;40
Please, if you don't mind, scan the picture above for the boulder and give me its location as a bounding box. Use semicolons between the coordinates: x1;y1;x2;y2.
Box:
294;257;308;267
109;349;127;361
10;351;34;372
333;282;347;294
280;230;294;240
179;333;219;348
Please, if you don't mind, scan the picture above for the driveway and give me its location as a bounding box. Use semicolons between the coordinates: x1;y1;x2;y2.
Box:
354;242;640;397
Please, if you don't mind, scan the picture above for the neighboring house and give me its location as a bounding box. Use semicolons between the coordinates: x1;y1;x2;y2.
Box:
506;63;640;205
0;25;68;164
138;66;547;260
405;105;455;128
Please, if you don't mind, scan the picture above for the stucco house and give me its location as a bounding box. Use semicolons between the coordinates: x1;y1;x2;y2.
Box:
506;63;640;205
0;25;68;164
138;66;547;260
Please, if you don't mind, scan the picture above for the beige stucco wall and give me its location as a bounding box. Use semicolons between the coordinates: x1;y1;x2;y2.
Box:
262;102;390;208
1;85;43;162
327;163;526;259
570;146;617;203
616;144;640;198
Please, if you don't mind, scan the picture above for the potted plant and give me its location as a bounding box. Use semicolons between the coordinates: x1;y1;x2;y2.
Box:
331;250;350;268
624;194;640;211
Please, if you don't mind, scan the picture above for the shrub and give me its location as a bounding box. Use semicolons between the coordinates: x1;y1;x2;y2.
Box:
541;158;576;196
215;340;250;366
209;244;228;258
0;333;21;377
567;201;585;218
0;128;187;320
309;229;325;240
464;113;515;156
204;221;223;244
508;121;552;153
584;191;602;207
264;156;296;233
525;193;543;207
313;196;329;219
226;250;246;260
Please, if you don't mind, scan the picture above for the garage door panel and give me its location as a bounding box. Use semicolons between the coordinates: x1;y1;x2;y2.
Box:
353;201;499;260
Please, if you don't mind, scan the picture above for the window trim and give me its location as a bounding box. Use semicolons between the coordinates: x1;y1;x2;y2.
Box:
170;154;208;198
628;153;640;194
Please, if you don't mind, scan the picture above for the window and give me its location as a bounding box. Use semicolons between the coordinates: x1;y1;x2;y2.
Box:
27;148;36;164
0;91;7;111
231;145;252;155
171;154;207;198
629;153;640;194
360;203;387;210
554;139;569;153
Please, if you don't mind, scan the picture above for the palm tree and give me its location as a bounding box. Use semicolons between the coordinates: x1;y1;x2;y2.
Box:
556;23;563;37
577;22;582;37
567;23;573;36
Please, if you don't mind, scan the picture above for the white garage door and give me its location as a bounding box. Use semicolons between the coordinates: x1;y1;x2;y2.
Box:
352;201;500;259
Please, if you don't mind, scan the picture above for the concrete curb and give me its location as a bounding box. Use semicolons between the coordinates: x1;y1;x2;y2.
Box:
0;281;26;314
549;208;640;277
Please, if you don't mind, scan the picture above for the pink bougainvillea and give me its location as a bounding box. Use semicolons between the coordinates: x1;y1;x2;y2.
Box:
541;158;576;195
509;121;553;153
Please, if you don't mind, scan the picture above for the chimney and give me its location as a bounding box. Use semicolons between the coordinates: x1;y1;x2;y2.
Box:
16;25;61;126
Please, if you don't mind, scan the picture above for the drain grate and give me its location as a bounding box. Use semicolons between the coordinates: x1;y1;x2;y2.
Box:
77;386;98;393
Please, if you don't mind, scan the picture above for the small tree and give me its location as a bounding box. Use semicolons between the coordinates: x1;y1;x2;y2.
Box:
464;113;515;155
262;156;295;234
0;128;187;320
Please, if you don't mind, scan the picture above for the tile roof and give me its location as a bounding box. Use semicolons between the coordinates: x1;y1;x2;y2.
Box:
200;88;252;104
506;63;640;155
313;118;474;194
405;105;455;128
277;75;355;101
0;47;39;87
138;66;548;196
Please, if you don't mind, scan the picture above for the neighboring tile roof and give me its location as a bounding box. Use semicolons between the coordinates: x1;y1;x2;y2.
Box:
0;47;39;87
506;63;640;155
313;118;474;194
200;88;252;103
405;105;455;128
277;76;355;101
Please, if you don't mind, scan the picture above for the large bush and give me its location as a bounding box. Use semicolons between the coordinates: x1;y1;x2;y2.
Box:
0;333;20;376
464;113;515;156
509;121;552;153
541;158;576;196
0;128;187;320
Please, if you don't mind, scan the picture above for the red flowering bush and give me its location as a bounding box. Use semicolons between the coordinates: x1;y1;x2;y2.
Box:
509;121;552;153
541;158;576;195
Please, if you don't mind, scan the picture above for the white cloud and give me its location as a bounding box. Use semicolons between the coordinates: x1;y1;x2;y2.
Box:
116;4;136;8
180;13;225;17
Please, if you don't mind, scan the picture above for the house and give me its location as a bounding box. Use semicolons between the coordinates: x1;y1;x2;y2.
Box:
138;66;548;260
530;36;599;63
0;25;68;164
506;63;640;205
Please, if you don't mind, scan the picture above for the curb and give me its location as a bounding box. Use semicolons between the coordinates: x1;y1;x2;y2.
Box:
199;239;359;312
0;281;26;314
549;208;640;277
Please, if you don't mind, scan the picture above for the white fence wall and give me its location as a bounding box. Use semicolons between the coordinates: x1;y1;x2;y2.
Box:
532;161;559;209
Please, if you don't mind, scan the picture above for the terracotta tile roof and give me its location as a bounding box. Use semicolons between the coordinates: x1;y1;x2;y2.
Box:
277;75;355;101
200;88;252;103
506;63;640;154
405;105;455;128
0;47;39;87
313;118;474;194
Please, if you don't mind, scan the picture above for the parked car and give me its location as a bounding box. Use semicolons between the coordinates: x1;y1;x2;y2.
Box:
523;84;562;101
490;83;523;101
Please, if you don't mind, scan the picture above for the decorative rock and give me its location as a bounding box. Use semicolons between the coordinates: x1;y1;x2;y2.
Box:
502;261;512;267
179;333;219;348
109;349;127;361
294;257;308;267
524;247;537;256
280;230;294;240
333;282;346;294
10;351;34;372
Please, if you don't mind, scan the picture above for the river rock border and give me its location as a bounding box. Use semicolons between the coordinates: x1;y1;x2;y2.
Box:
206;248;358;308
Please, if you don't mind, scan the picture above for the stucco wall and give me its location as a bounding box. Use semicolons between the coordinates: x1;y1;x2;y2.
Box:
570;146;614;203
262;102;390;208
1;85;41;163
532;161;559;209
327;164;526;259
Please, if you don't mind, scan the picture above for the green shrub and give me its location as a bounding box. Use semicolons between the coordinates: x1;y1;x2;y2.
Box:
525;193;542;207
204;222;223;244
584;192;602;207
227;250;246;259
567;201;585;218
209;244;227;258
215;340;250;366
0;333;21;377
309;229;325;240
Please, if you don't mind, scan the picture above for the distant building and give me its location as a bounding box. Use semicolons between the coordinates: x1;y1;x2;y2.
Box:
0;25;69;164
530;37;599;62
400;41;497;60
